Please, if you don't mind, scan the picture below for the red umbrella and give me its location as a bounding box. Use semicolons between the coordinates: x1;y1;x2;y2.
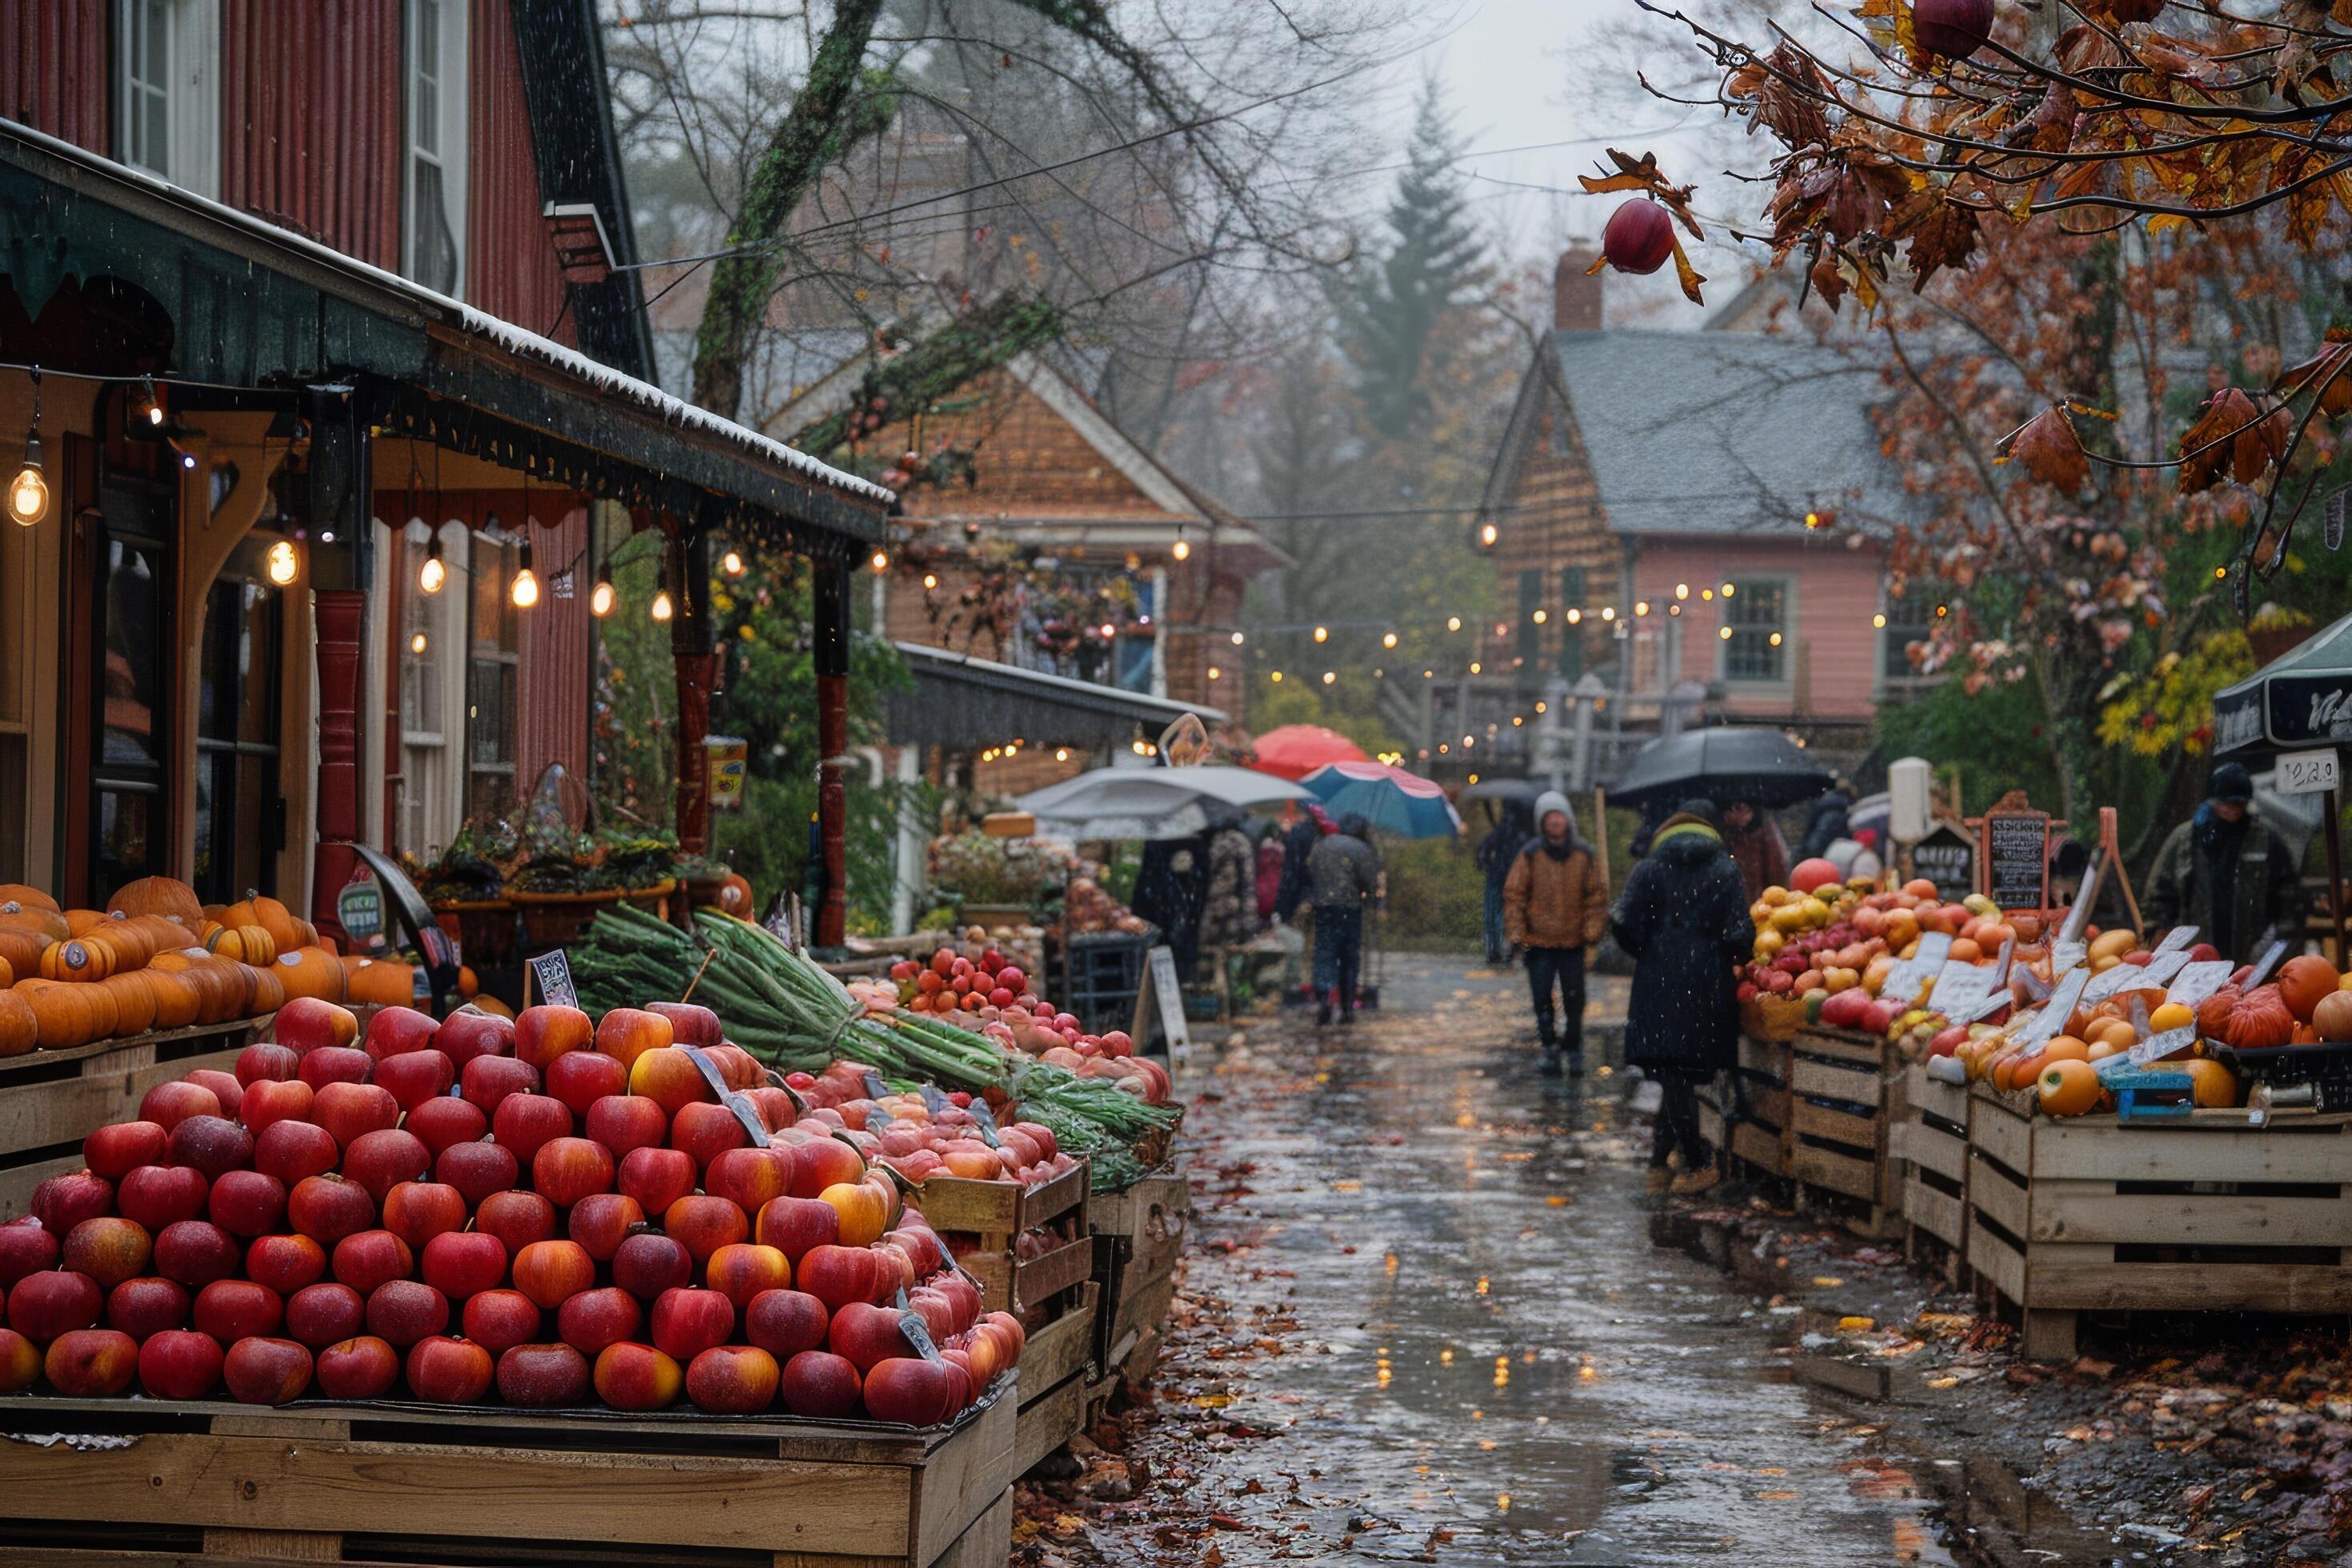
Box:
1249;724;1370;781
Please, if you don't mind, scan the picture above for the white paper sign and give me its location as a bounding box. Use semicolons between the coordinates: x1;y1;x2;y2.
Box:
2094;1026;2198;1081
2012;968;2090;1054
2277;750;2341;797
1928;959;1997;1022
2164;959;2236;1012
527;950;578;1010
2247;938;2291;988
2154;925;2199;954
2082;947;2190;1001
2050;940;2087;977
1879;931;1954;1006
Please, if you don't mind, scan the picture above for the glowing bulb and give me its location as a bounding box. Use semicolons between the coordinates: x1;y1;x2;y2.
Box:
1446;616;1462;632
1669;603;1682;617
418;545;446;595
7;446;47;526
1173;538;1190;561
1322;670;1336;685
1720;582;1735;597
510;566;540;609
1099;622;1116;639
1422;669;1434;679
1702;588;1714;601
265;539;299;586
1230;630;1246;646
870;549;890;573
1804;510;1821;529
1873;612;1887;629
1566;607;1581;625
1768;631;1782;646
1478;522;1498;547
1532;608;1547;625
1719;626;1734;641
1207;666;1222;680
1054;748;1070;762
1675;582;1690;599
1635;600;1650;617
1935;604;1949;618
590;573;616;618
1512;715;1523;727
1314;625;1328;643
1470;661;1482;674
2214;566;2228;580
922;573;938;590
1270;670;1283;682
1534;702;1546;714
722;548;746;577
1601;606;1616;622
410;630;429;655
1382;631;1398;649
650;590;674;622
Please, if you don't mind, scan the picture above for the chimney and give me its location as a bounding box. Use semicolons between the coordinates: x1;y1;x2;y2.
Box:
1554;247;1604;332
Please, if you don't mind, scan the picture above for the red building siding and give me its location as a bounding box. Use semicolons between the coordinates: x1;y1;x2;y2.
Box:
516;503;592;790
466;2;571;342
221;0;404;269
0;1;110;150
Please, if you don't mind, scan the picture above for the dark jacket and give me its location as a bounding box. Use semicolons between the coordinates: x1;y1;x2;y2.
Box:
1476;818;1523;891
1198;826;1258;949
1722;815;1790;902
1306;832;1380;910
1274;818;1320;922
2146;804;2304;966
1612;818;1751;1074
1798;791;1850;860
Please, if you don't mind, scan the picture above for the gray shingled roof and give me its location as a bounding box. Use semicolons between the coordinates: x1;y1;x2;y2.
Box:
1550;330;1910;538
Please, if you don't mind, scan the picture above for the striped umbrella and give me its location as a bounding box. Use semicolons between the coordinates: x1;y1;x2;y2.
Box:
1298;762;1464;839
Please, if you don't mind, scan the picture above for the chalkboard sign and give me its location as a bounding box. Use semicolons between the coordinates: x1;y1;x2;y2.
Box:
1910;823;1976;904
1131;945;1193;1073
1983;811;2051;914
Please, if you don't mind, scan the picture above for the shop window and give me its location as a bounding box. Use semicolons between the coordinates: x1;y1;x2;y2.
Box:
91;483;174;896
1879;594;1937;686
115;0;221;198
193;566;283;905
405;0;469;297
1722;578;1790;684
466;525;520;820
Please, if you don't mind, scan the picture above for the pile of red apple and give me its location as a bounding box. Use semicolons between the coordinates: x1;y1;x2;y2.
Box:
0;997;1022;1426
855;947;1170;1104
786;1062;1076;1186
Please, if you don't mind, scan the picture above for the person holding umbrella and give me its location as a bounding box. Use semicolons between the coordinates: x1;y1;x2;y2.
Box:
1502;791;1609;1075
1612;798;1752;1194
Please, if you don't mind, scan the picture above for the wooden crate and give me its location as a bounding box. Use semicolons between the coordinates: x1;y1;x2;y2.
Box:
1895;1062;1970;1279
1090;1172;1186;1386
1010;1282;1102;1477
1696;1035;1793;1182
1788;1026;1904;1239
0;1020;262;1222
1966;1092;2352;1360
0;1390;1014;1567
915;1158;1091;1320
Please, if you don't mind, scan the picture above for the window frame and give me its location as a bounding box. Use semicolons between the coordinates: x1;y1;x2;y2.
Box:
1720;576;1796;691
114;0;222;198
403;0;470;298
464;523;521;823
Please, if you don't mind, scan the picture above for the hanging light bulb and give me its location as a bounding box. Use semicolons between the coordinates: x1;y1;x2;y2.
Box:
1172;536;1191;562
510;539;541;609
10;369;46;526
650;589;674;622
418;537;446;595
1674;582;1690;600
265;539;300;586
870;549;890;573
1230;630;1246;646
1469;661;1482;675
590;562;616;618
1314;625;1328;643
1601;606;1617;622
1566;607;1582;625
1446;616;1462;632
1207;666;1222;681
410;630;429;655
1478;522;1498;548
1382;631;1398;649
922;573;938;590
722;547;746;577
1532;609;1548;625
1321;670;1336;685
1634;601;1651;617
1720;582;1735;597
1872;612;1887;629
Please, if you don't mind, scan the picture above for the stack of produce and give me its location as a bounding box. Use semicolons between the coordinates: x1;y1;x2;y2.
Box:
844;943;1171;1105
0;878;354;1054
1056;875;1148;938
0;996;1021;1424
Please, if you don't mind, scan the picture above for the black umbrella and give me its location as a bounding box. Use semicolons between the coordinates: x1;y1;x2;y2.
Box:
1606;726;1834;810
1458;776;1546;806
2213;608;2352;756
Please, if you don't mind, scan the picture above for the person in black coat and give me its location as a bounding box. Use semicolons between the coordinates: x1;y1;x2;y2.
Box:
1798;783;1853;862
1612;798;1752;1196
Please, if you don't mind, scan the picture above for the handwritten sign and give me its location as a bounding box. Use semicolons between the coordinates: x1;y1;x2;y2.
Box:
2011;968;2090;1054
2049;941;2087;978
1911;824;1977;904
1984;812;2051;914
2096;1026;2198;1082
1878;932;1954;1006
1133;946;1194;1071
2154;926;2199;955
2247;938;2291;988
2277;750;2340;797
2165;960;2236;1012
2083;948;2190;1001
1927;959;1998;1022
526;950;577;1010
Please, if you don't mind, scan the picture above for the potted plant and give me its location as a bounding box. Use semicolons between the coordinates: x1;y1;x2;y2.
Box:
420;826;518;970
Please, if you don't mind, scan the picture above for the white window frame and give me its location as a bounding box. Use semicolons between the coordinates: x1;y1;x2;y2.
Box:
115;0;221;198
393;518;470;861
1720;575;1797;694
403;0;470;298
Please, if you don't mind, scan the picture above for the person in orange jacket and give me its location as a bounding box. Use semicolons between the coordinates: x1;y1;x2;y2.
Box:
1503;790;1610;1076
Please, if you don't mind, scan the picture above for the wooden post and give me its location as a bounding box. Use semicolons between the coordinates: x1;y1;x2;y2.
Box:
671;527;714;856
2326;782;2346;970
814;561;851;948
310;590;365;941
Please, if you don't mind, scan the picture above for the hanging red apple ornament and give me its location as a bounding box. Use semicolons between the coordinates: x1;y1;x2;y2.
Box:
1599;200;1675;276
1912;0;1994;61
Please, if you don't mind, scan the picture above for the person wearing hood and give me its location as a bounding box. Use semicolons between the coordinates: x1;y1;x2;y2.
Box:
1613;798;1752;1194
1799;783;1853;861
2146;762;2305;965
1503;790;1610;1075
1476;803;1531;966
1720;798;1790;902
1306;812;1382;1026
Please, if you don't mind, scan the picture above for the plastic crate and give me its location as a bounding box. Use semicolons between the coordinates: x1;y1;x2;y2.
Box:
1058;930;1154;1034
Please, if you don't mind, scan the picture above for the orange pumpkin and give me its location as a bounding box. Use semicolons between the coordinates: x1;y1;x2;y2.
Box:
0;988;35;1056
716;874;754;915
0;904;69;944
98;971;157;1035
210;957;257;1020
206;924;278;965
342;958;415;1008
16;979;96;1048
456;965;480;1000
2276;955;2341;1023
468;994;514;1019
80;978;119;1039
41;938;116;983
245;963;287;1015
0;884;59;912
223;896;304;957
106;876;205;926
141;970;203;1030
275;948;347;1005
0;929;42;981
63;909;114;937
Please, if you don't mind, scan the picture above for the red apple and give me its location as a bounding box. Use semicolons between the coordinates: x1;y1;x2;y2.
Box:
434;1140;519;1209
545;1049;626;1116
152;1220;240;1288
616;1146;696;1217
82;1120;167;1179
685;1343;778;1414
826;1299;917;1373
139;1079;222;1132
186;1069;245;1112
498;1340;593;1406
0;1218;58;1287
342;1127;430;1202
364;1278;449;1347
206;1170;287;1238
474;1190;558;1257
118;1164;210;1230
372;1048;454;1112
791;1138;865;1200
706;1147;793;1216
310;1081;398;1149
434;1010;516;1070
795;1245;883;1314
404;1095;488;1157
661;1195;748;1266
778;1350;862;1418
245;1234;328;1297
138;1327;225;1398
0;1328;37;1392
283;1282;366;1347
237;1078;314;1137
565;1192;643;1262
32;1169;114;1232
906;1286;955;1345
586;1094;669;1158
222;1335;313;1404
746;1086;799;1133
406;1334;492;1403
45;1326;139;1396
314;1334;399;1398
421;1230;508;1302
627;1048;707;1118
254;1119;341;1187
165;1115;254;1181
511;1239;595;1310
193;1278;282;1342
330;1229;414;1295
296;1046;374;1090
594;1008;673;1070
274;996;360;1054
610;1233;691;1302
234;1042;302;1087
554;1286;642;1357
743;1289;829;1359
515;1005;594;1071
7;1267;102;1342
459;1054;538;1117
705;1243;790;1310
106;1274;190;1338
670;1102;750;1174
862;1356;958;1426
492;1093;574;1166
287;1174;377;1246
365;1005;440;1062
591;1340;682;1410
461;1288;542;1356
381;1181;469;1250
649;1286;734;1361
645;1002;722;1048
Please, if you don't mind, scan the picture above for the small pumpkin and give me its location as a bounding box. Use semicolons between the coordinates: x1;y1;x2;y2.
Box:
0;884;59;912
63;909;114;937
224;895;304;957
2276;955;2342;1023
274;947;347;1005
0;904;69;943
141;970;203;1030
15;979;96;1048
2196;985;2242;1041
342;958;414;1008
106;875;205;926
245;963;286;1015
0;988;35;1056
98;970;158;1035
41;938;116;983
80;978;119;1039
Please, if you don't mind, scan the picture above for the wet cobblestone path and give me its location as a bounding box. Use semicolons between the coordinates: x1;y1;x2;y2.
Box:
1042;954;1970;1566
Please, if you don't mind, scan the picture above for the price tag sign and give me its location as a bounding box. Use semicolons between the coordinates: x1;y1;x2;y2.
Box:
2097;1026;2198;1080
1928;959;1996;1021
2154;926;2199;955
527;950;578;1010
2050;941;2087;978
2083;948;2190;1001
966;1096;1003;1150
2247;938;2291;988
894;1288;946;1363
918;1084;953;1117
2013;968;2090;1054
679;1045;770;1147
2277;750;2341;797
1879;932;1954;1006
861;1070;889;1102
2165;960;2236;1011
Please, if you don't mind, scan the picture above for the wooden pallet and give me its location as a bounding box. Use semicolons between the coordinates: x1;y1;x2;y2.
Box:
914;1159;1092;1319
1894;1063;1970;1282
1966;1091;2352;1360
0;1390;1013;1567
1789;1027;1904;1239
0;1019;264;1222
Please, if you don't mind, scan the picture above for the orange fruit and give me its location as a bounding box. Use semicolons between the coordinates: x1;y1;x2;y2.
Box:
2148;1002;2194;1034
2086;1040;2122;1062
2038;1058;2101;1117
2182;1058;2238;1109
2041;1035;2090;1065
